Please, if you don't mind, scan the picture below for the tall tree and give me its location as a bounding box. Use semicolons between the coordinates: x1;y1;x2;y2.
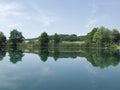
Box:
112;29;120;43
93;27;112;47
53;33;60;44
9;29;24;47
39;32;49;47
0;32;6;46
85;28;98;45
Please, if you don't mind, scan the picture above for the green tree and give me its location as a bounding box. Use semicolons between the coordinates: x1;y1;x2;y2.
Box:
53;33;60;44
9;29;24;47
93;27;112;47
39;32;49;47
112;29;120;43
0;32;6;46
57;34;83;41
68;34;78;41
85;28;98;46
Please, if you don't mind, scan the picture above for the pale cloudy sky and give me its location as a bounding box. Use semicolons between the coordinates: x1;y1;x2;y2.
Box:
0;0;120;38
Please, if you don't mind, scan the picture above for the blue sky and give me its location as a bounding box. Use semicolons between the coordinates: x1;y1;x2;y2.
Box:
0;0;120;38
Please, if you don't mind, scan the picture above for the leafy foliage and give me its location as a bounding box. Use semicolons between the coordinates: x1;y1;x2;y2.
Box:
112;29;120;43
9;29;24;47
85;28;98;46
0;32;6;46
49;34;86;42
53;33;60;44
39;32;49;47
85;26;120;48
93;27;112;47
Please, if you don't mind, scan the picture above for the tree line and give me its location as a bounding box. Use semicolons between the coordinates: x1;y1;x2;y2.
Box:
85;27;120;48
0;29;61;48
0;26;120;48
49;34;85;41
0;29;24;47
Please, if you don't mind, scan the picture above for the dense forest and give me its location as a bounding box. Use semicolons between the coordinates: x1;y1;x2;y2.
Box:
0;26;120;49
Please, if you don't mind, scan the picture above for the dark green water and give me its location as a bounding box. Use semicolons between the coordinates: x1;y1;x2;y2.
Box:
0;48;120;90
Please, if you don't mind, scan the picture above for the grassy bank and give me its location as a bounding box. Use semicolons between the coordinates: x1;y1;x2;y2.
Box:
49;41;85;48
117;45;120;49
13;41;120;50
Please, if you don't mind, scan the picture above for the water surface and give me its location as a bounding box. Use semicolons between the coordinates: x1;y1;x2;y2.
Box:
0;49;120;90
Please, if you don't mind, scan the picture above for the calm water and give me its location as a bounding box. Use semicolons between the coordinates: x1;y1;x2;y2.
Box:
0;48;120;90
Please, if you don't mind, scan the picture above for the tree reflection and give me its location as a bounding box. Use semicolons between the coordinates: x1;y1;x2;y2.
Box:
53;48;60;61
8;48;24;64
24;47;120;68
0;47;6;60
38;48;49;62
85;49;120;68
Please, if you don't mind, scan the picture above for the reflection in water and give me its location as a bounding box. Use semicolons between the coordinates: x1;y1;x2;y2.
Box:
38;48;49;62
0;47;6;60
0;48;120;90
30;48;120;68
8;48;24;64
85;49;120;68
0;47;119;68
37;48;85;61
53;48;60;61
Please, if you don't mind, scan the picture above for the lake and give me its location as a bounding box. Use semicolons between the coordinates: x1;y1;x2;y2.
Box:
0;48;120;90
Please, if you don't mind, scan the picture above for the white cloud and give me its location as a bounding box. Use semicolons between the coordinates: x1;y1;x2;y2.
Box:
91;4;97;17
85;16;108;29
0;1;58;38
85;18;98;28
0;2;57;28
0;2;22;18
30;4;57;27
85;4;98;28
85;4;109;29
0;2;24;31
40;15;56;27
0;23;22;29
